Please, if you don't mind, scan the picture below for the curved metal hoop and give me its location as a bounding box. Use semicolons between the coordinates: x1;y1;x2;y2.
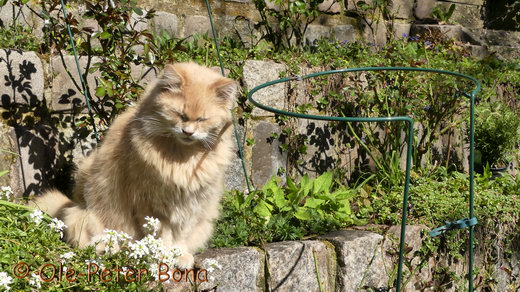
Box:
248;67;481;292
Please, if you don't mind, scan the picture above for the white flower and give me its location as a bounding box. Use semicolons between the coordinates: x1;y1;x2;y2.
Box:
1;186;13;201
0;271;13;291
128;239;150;260
60;252;76;260
29;209;44;225
48;218;67;238
142;216;161;237
28;273;41;289
97;229;132;255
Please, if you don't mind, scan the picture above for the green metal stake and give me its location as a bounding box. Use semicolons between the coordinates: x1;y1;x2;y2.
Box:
60;0;99;142
468;92;477;292
204;0;254;193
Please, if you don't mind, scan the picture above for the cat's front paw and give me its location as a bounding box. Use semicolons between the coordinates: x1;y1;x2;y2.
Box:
175;252;194;269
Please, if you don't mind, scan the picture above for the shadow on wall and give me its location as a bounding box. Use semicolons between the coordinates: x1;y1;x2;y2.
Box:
0;49;75;197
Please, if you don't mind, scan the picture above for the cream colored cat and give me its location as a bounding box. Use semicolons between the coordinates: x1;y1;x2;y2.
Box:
32;62;238;268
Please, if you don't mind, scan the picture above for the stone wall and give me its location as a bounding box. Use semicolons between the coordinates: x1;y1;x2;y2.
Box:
157;225;519;291
127;0;520;58
0;53;518;195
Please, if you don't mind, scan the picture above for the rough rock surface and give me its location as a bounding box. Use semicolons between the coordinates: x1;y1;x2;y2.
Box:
321;230;390;291
0;50;44;107
251;121;285;187
243;60;287;116
265;240;336;292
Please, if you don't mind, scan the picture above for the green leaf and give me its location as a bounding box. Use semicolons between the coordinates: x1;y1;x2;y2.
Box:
0;170;9;177
95;86;106;98
114;103;124;109
300;175;313;197
313;172;333;194
304;197;325;209
294;207;311;220
133;7;144;16
273;189;287;209
0;0;7;6
99;31;112;40
446;4;456;19
254;199;273;218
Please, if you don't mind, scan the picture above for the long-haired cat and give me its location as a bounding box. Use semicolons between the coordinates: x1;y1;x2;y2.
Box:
32;62;238;268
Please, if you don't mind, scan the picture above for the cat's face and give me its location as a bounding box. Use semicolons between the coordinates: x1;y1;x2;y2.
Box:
139;63;237;148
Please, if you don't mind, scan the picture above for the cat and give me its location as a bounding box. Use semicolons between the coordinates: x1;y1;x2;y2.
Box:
32;62;238;268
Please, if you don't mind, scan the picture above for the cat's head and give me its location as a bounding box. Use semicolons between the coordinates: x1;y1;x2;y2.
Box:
138;62;238;148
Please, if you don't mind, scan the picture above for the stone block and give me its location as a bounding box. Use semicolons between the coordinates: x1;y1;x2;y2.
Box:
305;24;332;45
251;121;286;187
390;22;412;39
383;225;433;292
414;0;436;20
294;119;340;178
50;55;101;112
388;0;414;19
243;60;286;116
478;29;520;47
318;0;342;14
0;50;44;107
361;16;387;46
332;24;357;43
217;16;262;47
436;2;483;29
15;125;72;197
0;1;43;37
490;46;520;60
0;123;24;197
150;11;180;38
183;15;211;38
410;24;463;41
225;124;248;191
194;247;265;292
320;230;390;291
265;240;336;292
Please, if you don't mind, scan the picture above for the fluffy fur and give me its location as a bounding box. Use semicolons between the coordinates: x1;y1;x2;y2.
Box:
32;62;238;268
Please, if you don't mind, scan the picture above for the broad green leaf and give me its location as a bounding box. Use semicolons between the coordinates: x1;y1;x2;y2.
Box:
0;170;9;177
294;207;311;221
273;189;287;209
0;0;8;6
95;86;106;97
254;199;273;218
304;197;325;209
313;172;333;194
300;174;313;198
114;103;124;109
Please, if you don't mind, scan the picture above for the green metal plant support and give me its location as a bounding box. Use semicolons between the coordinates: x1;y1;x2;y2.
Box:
246;67;481;291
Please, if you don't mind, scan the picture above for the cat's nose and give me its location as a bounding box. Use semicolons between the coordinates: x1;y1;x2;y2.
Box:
182;129;194;136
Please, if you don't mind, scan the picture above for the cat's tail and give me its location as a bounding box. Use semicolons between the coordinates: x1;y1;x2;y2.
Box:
30;190;104;248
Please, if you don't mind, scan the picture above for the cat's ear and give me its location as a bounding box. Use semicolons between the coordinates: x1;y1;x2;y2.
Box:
158;64;184;92
212;78;238;109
